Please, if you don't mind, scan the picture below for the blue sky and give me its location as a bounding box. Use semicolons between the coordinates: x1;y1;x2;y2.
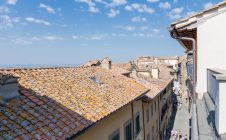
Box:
0;0;223;65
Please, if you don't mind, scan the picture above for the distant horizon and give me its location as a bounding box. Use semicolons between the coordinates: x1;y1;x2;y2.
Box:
0;54;182;68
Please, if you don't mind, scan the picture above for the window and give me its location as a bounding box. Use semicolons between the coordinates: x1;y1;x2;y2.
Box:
156;119;158;134
109;129;120;140
152;126;154;140
151;104;153;117
147;133;150;140
90;77;104;84
155;101;156;112
135;112;141;135
124;120;132;140
146;109;149;122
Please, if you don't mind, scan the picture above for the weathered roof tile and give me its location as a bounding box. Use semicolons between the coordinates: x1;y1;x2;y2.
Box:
0;66;147;138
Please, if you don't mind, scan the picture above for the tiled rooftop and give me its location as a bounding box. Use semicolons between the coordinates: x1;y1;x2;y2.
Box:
112;63;132;71
0;66;147;139
131;65;173;99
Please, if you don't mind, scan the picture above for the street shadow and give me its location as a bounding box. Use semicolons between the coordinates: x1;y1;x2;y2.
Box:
207;110;219;138
164;92;178;140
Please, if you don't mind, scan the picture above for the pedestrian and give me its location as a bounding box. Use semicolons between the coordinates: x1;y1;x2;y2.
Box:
174;131;178;140
179;89;182;98
182;134;188;140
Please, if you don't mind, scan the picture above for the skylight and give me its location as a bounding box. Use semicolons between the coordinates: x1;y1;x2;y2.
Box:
90;77;104;84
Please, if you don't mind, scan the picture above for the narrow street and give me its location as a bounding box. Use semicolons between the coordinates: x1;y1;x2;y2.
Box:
165;90;191;140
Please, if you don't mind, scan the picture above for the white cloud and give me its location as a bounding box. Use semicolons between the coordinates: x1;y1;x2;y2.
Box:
125;3;155;14
173;0;178;3
204;2;213;9
125;5;133;11
110;0;127;6
169;7;184;20
0;6;10;14
131;16;147;22
186;11;196;16
0;15;13;30
124;26;135;31
89;6;99;13
72;34;107;40
114;25;135;31
147;0;159;3
14;38;32;45
140;26;149;30
6;0;17;5
39;3;56;14
11;35;65;45
95;0;108;5
88;34;107;40
31;36;40;41
75;0;100;13
133;33;164;38
133;33;145;37
159;2;171;9
111;33;126;37
25;17;51;26
43;36;63;41
12;17;20;23
153;29;160;33
107;9;120;17
72;35;79;39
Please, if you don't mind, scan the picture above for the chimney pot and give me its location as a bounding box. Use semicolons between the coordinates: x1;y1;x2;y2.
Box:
0;74;20;102
151;68;159;79
101;57;112;69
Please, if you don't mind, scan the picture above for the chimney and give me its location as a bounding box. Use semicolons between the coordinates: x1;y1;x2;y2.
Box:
0;74;20;102
151;67;159;79
101;57;112;69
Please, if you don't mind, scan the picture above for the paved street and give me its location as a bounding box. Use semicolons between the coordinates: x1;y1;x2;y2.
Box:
165;93;191;140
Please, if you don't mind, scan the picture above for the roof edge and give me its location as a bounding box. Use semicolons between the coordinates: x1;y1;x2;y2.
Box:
171;1;226;26
67;89;150;140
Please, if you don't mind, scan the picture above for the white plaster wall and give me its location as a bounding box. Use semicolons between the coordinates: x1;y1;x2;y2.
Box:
218;82;226;134
151;69;159;79
163;60;178;66
196;11;226;94
168;60;178;66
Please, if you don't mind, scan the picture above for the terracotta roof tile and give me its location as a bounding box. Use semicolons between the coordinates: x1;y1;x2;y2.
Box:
129;65;173;99
0;66;147;139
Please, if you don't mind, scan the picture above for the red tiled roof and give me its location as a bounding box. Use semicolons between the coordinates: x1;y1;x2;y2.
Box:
112;63;132;71
128;65;173;99
0;66;147;139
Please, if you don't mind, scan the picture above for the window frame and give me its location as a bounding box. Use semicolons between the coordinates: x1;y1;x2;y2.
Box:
151;104;153;117
124;119;133;140
135;112;141;135
109;129;120;140
146;108;149;122
147;133;150;140
155;101;157;112
152;126;154;140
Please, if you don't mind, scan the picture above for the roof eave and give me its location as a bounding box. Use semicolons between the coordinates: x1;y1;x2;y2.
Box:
168;26;192;51
67;89;150;140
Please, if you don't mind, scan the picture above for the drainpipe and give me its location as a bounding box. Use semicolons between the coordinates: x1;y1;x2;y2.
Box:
169;28;198;140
